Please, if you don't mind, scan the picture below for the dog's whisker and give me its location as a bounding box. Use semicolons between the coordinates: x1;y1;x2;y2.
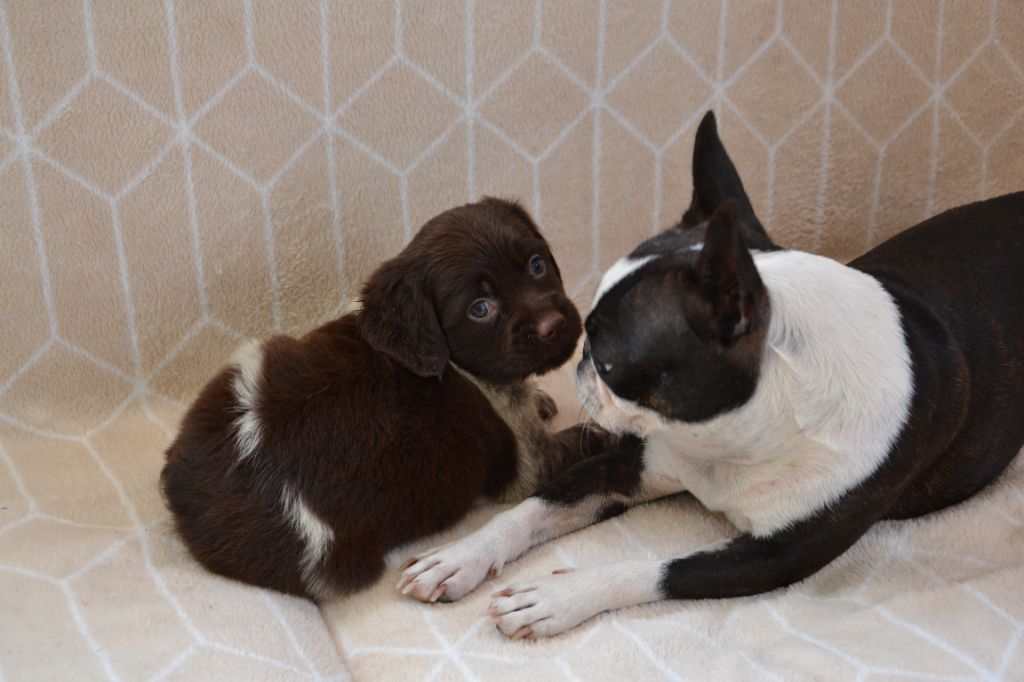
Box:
578;410;596;454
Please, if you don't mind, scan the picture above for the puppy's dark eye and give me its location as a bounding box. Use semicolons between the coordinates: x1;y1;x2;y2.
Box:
468;299;495;320
528;254;546;277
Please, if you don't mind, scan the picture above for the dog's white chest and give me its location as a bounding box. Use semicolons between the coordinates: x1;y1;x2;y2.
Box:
644;427;840;534
636;250;915;536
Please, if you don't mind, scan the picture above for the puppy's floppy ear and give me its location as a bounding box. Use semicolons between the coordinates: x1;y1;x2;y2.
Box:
686;201;765;345
682;112;775;251
357;256;449;378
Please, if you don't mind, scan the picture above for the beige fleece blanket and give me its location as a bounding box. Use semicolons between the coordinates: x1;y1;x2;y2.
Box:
3;1;1024;680
325;370;1024;681
4;369;1021;681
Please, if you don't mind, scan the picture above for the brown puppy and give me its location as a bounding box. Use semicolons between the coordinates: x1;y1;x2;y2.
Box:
161;198;607;601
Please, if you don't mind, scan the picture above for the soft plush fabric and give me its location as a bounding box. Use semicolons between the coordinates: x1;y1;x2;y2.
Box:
1;1;1022;680
327;371;1024;680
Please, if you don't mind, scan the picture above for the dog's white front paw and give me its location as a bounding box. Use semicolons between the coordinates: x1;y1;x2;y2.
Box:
397;534;509;603
485;567;609;639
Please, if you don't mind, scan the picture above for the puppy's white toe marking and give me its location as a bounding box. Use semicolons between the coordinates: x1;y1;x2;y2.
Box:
229;339;264;460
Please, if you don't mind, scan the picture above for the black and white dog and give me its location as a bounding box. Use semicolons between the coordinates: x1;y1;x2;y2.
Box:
398;112;1024;639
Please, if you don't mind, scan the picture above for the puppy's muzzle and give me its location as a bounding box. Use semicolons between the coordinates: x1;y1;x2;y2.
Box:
534;311;565;339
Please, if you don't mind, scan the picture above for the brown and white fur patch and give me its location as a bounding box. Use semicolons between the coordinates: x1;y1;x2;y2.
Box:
161;198;616;601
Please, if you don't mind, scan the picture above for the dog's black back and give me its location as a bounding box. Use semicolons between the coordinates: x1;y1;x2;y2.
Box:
851;193;1024;518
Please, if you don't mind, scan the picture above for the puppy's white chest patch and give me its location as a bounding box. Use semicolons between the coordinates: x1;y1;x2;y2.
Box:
450;367;550;501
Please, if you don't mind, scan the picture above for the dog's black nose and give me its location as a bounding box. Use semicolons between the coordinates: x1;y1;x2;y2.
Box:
535;311;565;339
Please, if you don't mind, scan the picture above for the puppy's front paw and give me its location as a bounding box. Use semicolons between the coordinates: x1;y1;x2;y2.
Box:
535;390;558;421
485;568;605;639
397;534;508;604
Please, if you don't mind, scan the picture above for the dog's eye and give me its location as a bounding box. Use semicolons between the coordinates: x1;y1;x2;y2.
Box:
528;255;546;277
468;299;494;320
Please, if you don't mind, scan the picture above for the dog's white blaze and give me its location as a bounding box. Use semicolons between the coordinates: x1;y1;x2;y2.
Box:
281;482;335;598
593;255;655;307
592;249;914;536
229;339;264;460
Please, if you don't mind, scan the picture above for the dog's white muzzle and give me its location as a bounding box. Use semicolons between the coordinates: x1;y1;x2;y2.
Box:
575;356;664;436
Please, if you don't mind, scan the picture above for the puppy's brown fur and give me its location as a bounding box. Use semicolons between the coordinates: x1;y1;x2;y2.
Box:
160;198;610;600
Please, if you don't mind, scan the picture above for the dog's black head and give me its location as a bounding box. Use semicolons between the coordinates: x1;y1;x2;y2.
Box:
577;112;776;432
358;197;582;383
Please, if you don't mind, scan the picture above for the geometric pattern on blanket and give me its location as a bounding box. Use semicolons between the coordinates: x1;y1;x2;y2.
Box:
323;369;1024;682
0;399;349;681
3;2;1024;681
4;364;1020;682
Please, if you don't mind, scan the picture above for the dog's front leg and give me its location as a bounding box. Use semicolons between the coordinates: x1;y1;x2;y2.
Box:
487;518;875;639
398;436;684;603
531;422;624;490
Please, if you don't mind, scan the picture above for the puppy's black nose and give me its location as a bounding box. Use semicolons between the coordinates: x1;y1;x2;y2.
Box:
535;311;565;339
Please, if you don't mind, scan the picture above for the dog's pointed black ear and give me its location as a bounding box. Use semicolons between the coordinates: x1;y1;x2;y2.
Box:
358;257;449;378
682;112;775;250
686;201;765;345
